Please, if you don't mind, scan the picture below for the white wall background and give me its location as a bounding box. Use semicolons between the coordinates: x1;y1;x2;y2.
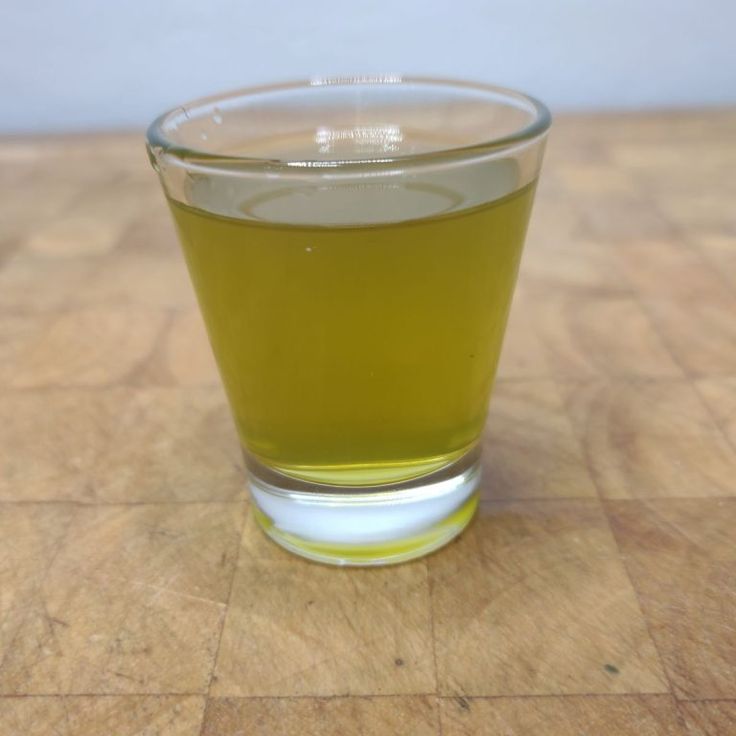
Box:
1;0;734;133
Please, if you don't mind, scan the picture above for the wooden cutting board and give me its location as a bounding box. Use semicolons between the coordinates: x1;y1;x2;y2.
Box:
0;109;735;735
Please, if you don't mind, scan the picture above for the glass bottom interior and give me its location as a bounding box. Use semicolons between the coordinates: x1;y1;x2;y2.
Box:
248;450;480;566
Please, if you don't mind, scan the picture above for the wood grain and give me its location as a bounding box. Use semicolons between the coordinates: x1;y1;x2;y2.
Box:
0;389;121;502
578;191;677;241
0;696;206;736
607;499;736;700
149;308;221;387
521;239;630;296
562;380;736;498
1;109;735;733
90;387;245;502
441;695;685;735
695;377;736;448
0;254;95;313
644;295;736;376
429;500;668;696
202;696;438;736
66;251;195;309
612;238;732;301
10;307;168;388
0;387;245;502
496;289;550;379
211;515;435;696
482;380;597;500
0;503;245;695
530;296;683;378
0;314;47;385
679;701;736;736
0;505;76;663
696;233;736;291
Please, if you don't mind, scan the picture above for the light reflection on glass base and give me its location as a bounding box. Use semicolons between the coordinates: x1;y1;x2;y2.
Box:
248;450;480;566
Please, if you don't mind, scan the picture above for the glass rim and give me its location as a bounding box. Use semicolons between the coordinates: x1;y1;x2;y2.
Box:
146;75;551;172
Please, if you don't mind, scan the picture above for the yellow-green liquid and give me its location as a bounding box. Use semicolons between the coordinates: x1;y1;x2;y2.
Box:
170;183;535;485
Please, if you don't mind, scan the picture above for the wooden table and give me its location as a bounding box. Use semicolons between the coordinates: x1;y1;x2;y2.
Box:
1;110;735;735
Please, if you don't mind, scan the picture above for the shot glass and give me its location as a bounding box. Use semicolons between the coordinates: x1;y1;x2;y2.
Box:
146;76;550;565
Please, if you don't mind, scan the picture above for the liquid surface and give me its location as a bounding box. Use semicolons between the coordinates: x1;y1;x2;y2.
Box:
170;183;535;485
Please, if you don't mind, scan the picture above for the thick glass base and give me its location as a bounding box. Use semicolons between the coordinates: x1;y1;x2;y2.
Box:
247;449;480;566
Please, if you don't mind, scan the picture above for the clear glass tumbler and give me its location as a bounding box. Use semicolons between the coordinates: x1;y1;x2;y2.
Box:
147;76;550;565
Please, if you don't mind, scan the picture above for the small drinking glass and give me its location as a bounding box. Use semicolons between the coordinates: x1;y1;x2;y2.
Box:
147;76;550;565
